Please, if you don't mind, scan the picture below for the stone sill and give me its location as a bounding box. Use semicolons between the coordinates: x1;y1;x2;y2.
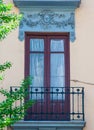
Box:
13;120;86;130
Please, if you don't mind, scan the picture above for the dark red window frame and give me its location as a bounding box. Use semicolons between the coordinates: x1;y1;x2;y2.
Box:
24;32;70;120
25;32;70;86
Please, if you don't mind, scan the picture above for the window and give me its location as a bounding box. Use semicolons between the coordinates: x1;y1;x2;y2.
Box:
25;32;70;120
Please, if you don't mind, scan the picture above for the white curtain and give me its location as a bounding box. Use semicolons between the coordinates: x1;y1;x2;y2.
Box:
30;39;44;51
50;39;65;100
29;39;65;100
30;39;44;99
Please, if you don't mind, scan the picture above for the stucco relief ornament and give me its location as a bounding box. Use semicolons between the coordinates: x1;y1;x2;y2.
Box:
18;10;75;42
43;14;51;23
39;10;54;27
44;15;50;23
70;32;76;42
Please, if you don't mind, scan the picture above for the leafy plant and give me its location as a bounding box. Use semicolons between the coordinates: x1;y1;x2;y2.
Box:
0;62;12;72
0;2;34;130
0;62;12;80
0;0;22;40
0;77;34;130
0;0;22;80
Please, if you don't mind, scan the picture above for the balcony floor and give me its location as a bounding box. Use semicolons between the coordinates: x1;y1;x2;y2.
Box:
12;120;86;130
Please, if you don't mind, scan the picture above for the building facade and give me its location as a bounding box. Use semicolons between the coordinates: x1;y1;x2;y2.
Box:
1;0;94;130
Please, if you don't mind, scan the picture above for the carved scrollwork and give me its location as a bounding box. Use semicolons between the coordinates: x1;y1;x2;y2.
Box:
20;10;74;29
19;9;75;42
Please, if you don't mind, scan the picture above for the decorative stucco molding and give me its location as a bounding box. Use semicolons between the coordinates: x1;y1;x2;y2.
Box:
19;9;76;42
13;0;81;42
20;10;74;29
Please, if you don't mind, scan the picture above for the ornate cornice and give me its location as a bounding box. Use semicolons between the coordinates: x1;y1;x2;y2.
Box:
13;0;81;8
13;0;81;42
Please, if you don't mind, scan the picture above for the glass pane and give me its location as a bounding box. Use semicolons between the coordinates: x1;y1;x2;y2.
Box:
50;54;65;100
30;39;44;51
30;54;44;99
51;39;64;52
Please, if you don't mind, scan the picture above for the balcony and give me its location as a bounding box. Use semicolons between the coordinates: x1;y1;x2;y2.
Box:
10;86;85;130
10;87;84;121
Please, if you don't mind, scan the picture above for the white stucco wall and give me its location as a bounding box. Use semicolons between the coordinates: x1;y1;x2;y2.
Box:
1;0;94;130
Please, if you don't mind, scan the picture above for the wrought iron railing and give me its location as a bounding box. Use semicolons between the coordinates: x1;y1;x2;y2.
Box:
10;87;84;121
